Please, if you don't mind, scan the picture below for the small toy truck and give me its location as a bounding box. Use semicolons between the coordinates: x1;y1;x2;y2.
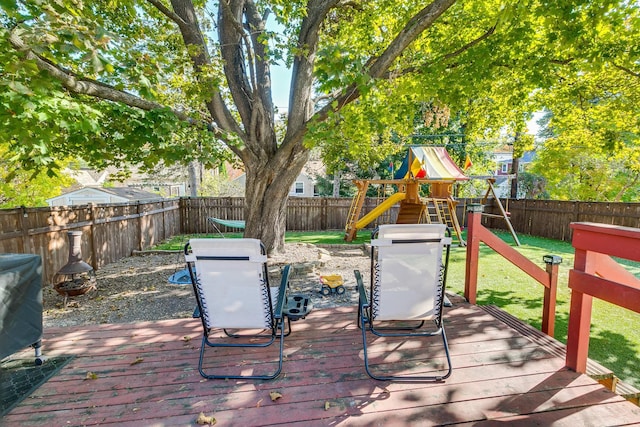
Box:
320;274;346;296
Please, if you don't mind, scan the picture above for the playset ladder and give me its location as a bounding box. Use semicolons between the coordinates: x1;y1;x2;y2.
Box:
433;198;465;246
344;181;369;241
425;199;443;224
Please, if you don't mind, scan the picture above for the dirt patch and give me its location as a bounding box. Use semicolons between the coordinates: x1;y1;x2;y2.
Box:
42;243;372;329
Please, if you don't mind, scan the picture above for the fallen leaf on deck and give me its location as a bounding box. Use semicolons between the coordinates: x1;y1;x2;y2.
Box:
130;357;144;365
85;371;98;380
269;391;283;401
256;398;263;407
324;401;331;410
183;336;191;342
195;412;216;425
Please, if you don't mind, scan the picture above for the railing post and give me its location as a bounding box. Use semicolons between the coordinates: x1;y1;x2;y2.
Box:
541;255;562;337
464;204;484;304
566;247;594;373
564;222;640;373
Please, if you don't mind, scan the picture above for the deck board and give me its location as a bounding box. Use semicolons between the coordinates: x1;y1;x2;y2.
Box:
4;300;640;426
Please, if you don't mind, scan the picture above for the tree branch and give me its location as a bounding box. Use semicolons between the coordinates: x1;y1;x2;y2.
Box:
312;0;457;125
170;0;245;141
8;29;188;118
286;0;341;139
244;0;277;155
614;62;640;78
218;0;254;127
366;0;457;78
145;0;189;28
441;24;495;61
374;23;496;80
282;0;458;159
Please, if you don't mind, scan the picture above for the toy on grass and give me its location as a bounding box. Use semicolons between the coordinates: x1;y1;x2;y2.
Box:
320;274;346;296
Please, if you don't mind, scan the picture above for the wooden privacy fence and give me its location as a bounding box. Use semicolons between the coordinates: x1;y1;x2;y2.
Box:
0;200;180;284
471;198;640;241
183;197;640;239
181;197;383;234
1;196;639;284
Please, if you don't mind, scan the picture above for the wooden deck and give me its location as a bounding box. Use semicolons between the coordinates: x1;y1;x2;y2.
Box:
5;298;640;426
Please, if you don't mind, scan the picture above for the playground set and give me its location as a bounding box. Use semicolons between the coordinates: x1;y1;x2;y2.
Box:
344;146;518;245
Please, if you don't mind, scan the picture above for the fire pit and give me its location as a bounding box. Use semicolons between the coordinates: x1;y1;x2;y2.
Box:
53;231;96;305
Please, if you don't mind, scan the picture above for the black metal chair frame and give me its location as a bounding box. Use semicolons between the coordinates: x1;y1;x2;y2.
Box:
355;226;453;381
185;241;290;380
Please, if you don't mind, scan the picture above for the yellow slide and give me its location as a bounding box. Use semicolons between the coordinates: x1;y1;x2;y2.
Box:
354;193;407;229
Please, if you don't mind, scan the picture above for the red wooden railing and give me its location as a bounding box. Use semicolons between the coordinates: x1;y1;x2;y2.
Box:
464;204;562;336
565;222;640;373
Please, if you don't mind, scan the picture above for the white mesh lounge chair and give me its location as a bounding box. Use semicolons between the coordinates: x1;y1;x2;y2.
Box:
185;238;290;380
354;224;453;381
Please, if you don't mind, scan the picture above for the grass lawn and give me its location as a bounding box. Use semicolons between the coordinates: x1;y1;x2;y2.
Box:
152;230;371;250
153;229;640;388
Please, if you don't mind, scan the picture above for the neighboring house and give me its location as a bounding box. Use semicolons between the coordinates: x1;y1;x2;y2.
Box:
490;150;535;198
66;166;187;198
127;182;186;198
290;160;324;197
46;187;161;207
493;150;535;176
289;172;317;197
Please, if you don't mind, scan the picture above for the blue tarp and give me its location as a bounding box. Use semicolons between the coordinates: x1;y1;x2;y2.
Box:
168;268;192;285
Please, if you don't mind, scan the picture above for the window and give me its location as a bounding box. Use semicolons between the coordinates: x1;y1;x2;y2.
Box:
501;163;509;174
294;182;304;194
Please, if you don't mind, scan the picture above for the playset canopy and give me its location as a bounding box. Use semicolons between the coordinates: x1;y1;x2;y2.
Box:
394;146;469;181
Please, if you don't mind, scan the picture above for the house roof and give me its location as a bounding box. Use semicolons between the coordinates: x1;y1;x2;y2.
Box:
47;186;161;205
521;151;536;163
93;187;161;201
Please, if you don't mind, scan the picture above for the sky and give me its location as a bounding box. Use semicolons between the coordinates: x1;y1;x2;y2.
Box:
271;64;292;114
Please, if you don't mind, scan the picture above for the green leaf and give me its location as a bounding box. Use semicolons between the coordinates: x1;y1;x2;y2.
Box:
8;82;33;95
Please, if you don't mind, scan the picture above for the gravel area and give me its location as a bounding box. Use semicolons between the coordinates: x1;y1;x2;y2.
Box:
42;243;372;329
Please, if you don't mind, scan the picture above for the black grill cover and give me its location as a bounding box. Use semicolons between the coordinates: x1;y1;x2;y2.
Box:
0;254;43;360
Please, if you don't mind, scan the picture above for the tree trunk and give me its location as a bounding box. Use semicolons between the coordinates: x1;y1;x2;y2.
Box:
332;171;341;198
510;157;520;199
188;161;199;197
242;149;310;254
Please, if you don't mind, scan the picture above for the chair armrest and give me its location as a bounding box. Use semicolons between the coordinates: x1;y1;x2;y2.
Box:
274;265;291;320
354;270;369;309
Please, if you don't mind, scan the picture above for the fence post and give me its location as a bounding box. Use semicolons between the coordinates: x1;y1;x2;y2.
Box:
321;197;327;231
137;202;144;251
541;255;562;337
88;203;98;269
464;204;484;304
18;206;32;254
